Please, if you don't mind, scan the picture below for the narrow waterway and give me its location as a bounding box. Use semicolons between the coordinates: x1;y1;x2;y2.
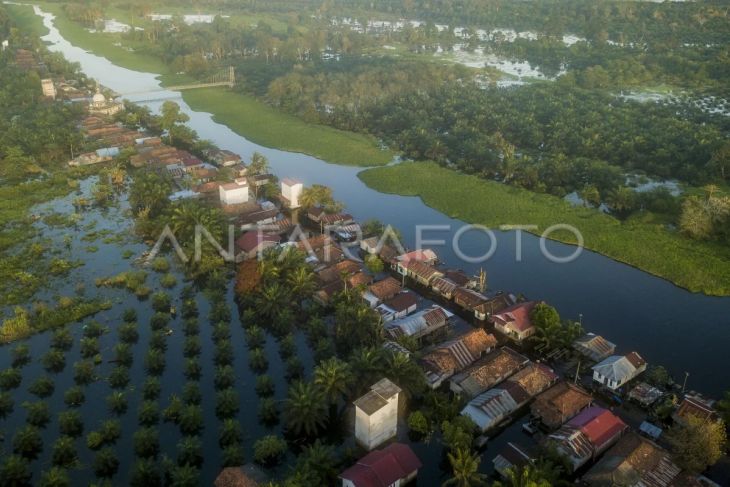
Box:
32;6;730;396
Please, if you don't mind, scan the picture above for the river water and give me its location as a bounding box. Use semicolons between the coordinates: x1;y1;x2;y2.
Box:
32;6;730;397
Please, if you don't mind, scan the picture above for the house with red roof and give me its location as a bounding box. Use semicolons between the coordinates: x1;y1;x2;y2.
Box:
340;443;421;487
548;406;628;471
490;301;538;342
673;394;719;424
235;231;280;260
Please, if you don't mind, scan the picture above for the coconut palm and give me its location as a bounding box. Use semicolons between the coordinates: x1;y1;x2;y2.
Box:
314;357;353;409
443;448;486;487
284;381;327;437
107;392;128;415
42;349;66;373
63;386;84;408
221;444;244;468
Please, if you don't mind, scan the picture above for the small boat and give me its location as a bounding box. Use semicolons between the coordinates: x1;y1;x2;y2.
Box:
522;422;538;435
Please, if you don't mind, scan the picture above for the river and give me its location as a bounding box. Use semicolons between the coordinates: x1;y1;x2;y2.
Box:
32;6;730;398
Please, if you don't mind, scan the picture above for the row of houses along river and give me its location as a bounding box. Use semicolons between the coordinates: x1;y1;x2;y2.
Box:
31;5;730;400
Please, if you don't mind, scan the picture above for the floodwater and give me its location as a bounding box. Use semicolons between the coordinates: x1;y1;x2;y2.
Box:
29;5;730;397
0;4;729;485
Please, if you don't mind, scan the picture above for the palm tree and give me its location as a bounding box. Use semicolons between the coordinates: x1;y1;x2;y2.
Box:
385;352;426;397
169;464;199;487
93;447;119;478
255;284;287;320
215;389;239;420
13;425;43;460
219;418;243;448
177;436;203;467
0;455;30;486
284;381;327;437
170;200;224;243
492;465;554;487
314;358;353;411
350;347;385;393
606;186;636;215
38;466;70;487
248;152;269;176
133;427;160;459
51;436;78;467
287;266;316;300
443;448;486;487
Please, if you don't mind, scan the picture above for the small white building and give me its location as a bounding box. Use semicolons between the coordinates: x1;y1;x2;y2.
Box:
41;79;56;99
592;352;647;391
281;178;303;208
219;178;250;205
354;378;401;451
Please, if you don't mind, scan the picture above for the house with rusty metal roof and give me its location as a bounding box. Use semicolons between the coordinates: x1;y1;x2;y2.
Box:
673;394;719;424
582;432;681;487
385;305;451;343
363;277;402;307
531;381;593;429
492;443;535;479
592;352;647;391
509;363;559;397
399;260;444;286
473;293;518;321
574;333;617;362
420;328;497;389
214;464;268;487
548;406;628;471
461;380;532;432
450;347;529;397
431;276;459;300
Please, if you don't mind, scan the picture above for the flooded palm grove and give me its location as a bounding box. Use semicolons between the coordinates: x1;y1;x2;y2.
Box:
0;5;729;486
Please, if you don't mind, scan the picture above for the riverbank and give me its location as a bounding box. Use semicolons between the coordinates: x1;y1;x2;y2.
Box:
359;162;730;296
18;3;393;167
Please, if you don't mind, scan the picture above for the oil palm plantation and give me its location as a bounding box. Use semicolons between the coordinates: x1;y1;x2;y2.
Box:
38;466;70;487
284;381;328;437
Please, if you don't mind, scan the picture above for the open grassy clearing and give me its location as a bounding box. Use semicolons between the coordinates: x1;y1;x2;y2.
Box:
182;87;394;166
359;161;730;296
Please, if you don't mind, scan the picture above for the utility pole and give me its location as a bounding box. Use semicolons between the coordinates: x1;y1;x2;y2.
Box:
574;358;581;384
682;371;690;394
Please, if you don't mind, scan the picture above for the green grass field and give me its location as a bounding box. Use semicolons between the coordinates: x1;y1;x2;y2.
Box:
181;88;393;166
359;161;730;296
6;4;49;38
